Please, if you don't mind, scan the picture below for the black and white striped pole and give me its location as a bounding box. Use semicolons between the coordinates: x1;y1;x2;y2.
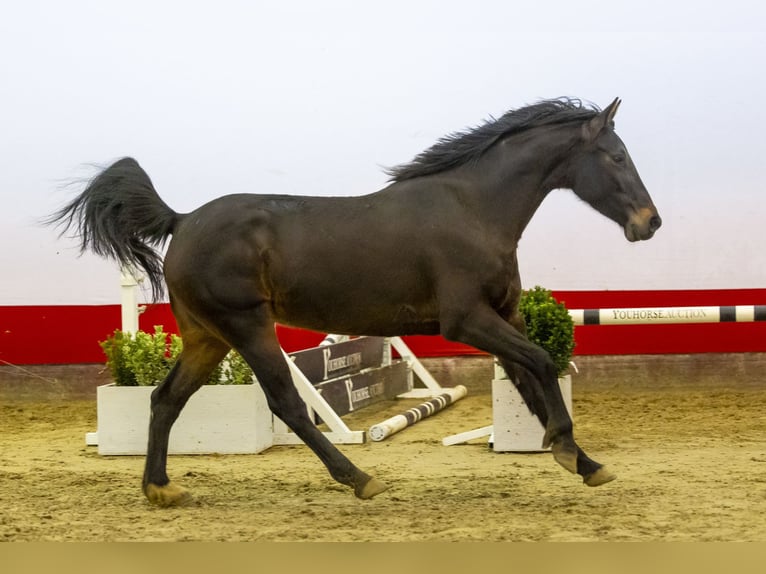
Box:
369;385;468;441
568;305;766;326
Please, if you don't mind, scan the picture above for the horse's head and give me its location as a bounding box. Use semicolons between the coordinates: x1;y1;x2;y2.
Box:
569;98;661;242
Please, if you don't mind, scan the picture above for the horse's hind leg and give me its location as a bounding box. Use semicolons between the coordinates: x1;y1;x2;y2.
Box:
142;330;229;506
232;321;388;499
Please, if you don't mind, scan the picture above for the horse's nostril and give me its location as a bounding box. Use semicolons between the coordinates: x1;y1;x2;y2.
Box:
649;215;662;232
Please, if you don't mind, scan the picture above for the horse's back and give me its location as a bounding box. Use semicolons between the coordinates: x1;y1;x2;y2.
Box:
164;192;442;335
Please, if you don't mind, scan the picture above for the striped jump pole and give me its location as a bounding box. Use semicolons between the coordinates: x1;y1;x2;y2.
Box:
568;305;766;326
368;385;468;442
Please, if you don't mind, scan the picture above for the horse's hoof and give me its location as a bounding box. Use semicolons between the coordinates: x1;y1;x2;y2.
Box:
144;482;193;507
550;440;578;475
355;476;390;499
583;466;617;487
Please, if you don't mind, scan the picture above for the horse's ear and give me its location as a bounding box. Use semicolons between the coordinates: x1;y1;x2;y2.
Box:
605;97;621;124
582;98;621;142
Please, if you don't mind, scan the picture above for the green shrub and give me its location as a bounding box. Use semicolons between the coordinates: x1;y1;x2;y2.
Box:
518;286;575;376
100;326;254;386
206;351;255;385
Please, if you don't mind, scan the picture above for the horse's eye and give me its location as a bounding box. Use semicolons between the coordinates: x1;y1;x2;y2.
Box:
612;154;626;164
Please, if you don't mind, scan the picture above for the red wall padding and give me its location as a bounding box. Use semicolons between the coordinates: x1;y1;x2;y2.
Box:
2;289;765;365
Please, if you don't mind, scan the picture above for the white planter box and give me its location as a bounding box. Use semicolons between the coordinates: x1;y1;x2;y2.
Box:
491;374;573;452
87;383;274;455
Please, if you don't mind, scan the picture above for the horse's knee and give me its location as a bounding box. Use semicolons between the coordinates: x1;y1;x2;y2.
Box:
525;345;556;379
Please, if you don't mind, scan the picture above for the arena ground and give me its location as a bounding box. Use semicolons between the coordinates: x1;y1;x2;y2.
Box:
2;354;765;541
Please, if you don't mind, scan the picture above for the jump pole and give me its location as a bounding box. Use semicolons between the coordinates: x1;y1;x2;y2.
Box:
369;385;467;441
569;305;766;325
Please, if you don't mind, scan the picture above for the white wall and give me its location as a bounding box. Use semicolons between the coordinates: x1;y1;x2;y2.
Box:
2;0;764;305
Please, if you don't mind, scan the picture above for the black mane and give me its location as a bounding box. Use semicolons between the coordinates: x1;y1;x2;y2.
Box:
386;98;600;182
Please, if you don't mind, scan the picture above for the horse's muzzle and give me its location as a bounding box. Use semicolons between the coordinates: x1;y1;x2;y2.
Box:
625;208;662;242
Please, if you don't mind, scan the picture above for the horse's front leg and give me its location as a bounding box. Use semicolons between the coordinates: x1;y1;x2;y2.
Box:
501;361;615;486
441;303;615;486
502;311;615;486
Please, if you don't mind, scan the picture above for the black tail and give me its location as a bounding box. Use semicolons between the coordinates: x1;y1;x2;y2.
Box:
46;157;178;301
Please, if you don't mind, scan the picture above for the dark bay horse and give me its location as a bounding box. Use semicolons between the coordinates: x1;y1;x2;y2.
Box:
49;98;661;506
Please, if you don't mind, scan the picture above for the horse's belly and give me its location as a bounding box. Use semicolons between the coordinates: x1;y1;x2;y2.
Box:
272;287;441;337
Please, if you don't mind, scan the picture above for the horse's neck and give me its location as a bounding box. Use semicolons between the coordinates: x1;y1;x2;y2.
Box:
463;123;582;240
